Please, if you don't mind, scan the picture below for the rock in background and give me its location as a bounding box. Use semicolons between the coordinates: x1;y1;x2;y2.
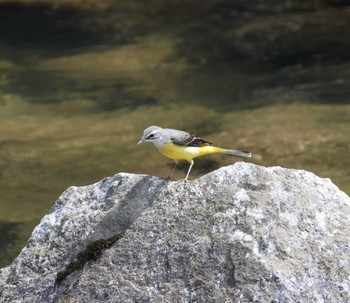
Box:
1;163;349;302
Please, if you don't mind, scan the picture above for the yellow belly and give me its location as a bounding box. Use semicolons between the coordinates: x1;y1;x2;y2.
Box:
158;142;222;162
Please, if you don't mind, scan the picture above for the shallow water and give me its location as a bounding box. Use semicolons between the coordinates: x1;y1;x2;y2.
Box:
0;0;349;267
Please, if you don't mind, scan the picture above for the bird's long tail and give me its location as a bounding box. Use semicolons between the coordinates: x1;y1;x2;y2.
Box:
220;149;252;158
198;146;251;158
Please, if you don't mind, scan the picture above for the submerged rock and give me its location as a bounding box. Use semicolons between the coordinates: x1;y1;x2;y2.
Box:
1;163;349;302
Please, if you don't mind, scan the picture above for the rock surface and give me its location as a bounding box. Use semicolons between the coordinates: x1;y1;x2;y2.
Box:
1;163;350;303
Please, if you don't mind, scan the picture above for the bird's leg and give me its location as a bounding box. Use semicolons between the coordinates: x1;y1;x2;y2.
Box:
184;160;194;181
167;160;179;180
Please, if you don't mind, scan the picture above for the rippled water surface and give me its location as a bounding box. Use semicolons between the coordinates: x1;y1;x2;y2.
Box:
0;0;349;267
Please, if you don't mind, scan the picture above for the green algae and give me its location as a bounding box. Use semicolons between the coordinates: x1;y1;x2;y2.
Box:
55;233;124;286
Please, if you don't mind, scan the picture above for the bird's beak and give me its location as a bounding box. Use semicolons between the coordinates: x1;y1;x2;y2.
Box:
137;139;144;145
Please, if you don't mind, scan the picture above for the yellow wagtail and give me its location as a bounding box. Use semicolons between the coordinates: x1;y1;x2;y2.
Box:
137;125;251;180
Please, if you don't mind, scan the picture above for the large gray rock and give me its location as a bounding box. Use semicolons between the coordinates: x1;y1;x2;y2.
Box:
1;163;349;303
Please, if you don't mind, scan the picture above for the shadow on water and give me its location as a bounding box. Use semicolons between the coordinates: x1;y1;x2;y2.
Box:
0;2;129;57
0;0;349;267
0;219;43;267
7;70;159;109
1;1;350;109
0;222;19;266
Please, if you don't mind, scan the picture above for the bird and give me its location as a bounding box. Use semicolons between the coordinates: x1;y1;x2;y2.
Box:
137;125;252;180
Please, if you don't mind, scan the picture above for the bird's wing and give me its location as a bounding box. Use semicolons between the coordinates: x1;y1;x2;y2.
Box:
163;128;212;147
171;133;212;147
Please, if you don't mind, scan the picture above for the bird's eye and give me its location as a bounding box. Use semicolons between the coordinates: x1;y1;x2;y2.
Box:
147;133;155;139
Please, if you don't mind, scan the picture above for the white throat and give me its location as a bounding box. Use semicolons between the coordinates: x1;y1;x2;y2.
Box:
151;137;167;149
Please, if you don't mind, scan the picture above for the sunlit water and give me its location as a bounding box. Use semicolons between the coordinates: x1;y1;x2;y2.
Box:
0;1;349;267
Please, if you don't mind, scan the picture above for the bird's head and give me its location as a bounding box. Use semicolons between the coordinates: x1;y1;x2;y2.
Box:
137;126;167;147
